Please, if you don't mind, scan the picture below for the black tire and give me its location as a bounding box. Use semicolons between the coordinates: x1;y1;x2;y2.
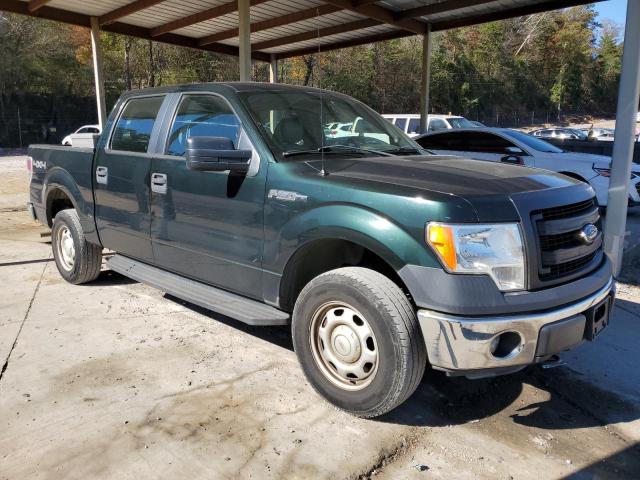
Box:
51;209;102;284
292;267;426;418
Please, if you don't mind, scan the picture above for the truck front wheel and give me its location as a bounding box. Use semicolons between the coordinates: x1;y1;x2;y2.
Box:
292;267;426;417
52;209;102;284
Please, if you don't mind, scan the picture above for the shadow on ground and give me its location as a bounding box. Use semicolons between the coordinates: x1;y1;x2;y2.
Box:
160;284;640;429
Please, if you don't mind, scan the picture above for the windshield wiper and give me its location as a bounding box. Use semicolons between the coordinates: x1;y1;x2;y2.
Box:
282;145;394;158
383;146;425;155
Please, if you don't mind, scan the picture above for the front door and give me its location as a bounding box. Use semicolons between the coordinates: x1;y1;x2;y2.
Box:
149;93;267;299
94;95;167;262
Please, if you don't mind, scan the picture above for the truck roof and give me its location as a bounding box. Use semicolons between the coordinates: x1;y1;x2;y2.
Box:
120;82;333;98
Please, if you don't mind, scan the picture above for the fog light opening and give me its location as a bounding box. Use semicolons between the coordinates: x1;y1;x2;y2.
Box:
489;331;523;359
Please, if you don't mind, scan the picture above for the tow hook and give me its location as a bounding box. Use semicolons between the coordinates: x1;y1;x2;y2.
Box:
540;354;567;370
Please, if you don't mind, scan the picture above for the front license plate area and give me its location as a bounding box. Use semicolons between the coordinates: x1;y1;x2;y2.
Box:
584;296;612;341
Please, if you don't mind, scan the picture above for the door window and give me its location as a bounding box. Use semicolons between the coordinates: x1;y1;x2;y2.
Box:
111;96;165;153
395;117;408;131
464;132;513;153
166;95;241;156
407;118;421;135
428;118;448;132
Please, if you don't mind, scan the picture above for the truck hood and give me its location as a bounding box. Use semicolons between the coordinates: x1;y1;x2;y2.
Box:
305;155;589;222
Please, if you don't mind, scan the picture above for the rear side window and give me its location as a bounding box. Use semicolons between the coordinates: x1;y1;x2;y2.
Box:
416;132;468;150
166;94;241;156
111;96;164;153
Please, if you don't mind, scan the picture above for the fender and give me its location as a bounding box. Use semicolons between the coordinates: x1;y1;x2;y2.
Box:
43;167;101;245
269;204;438;273
262;203;441;307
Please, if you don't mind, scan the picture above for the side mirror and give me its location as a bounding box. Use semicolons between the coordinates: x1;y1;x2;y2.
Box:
505;146;524;155
186;136;252;173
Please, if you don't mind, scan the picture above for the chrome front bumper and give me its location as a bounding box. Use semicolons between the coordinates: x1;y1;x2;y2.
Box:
417;277;614;377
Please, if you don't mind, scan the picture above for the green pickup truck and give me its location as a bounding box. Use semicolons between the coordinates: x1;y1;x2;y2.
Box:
27;83;614;417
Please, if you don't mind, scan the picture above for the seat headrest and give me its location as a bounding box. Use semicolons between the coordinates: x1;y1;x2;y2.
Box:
274;117;304;149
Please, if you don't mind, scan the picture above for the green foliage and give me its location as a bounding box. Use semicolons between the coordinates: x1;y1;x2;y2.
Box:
0;5;624;138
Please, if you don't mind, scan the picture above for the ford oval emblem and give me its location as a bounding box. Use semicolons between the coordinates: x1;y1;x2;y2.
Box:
579;223;598;244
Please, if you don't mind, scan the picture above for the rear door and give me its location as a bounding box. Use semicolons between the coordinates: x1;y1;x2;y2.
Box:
148;93;267;298
93;94;167;262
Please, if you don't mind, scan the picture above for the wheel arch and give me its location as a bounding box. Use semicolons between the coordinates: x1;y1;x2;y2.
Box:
278;236;411;313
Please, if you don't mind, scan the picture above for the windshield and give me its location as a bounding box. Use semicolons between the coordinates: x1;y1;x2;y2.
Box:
568;128;588;140
238;89;422;159
447;117;476;129
506;129;564;153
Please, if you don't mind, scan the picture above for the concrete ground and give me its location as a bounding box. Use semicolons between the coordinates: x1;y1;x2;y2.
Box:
1;156;640;479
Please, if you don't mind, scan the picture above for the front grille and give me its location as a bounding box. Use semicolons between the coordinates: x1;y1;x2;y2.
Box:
540;251;599;281
539;199;594;220
533;198;602;284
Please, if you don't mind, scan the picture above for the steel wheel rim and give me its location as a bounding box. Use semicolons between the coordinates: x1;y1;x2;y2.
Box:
309;301;379;391
56;225;75;271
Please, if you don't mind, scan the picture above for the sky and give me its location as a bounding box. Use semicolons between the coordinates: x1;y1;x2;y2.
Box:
594;0;628;28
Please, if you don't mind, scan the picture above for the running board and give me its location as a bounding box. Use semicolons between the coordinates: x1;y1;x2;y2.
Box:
107;254;289;326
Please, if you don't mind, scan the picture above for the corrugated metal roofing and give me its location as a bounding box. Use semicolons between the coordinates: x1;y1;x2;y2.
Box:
1;0;599;60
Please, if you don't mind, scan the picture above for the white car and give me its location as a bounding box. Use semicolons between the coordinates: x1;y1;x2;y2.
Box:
416;127;640;207
61;125;101;146
382;114;478;138
324;122;354;138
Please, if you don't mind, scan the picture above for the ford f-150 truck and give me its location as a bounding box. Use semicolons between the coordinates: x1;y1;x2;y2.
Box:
27;83;614;418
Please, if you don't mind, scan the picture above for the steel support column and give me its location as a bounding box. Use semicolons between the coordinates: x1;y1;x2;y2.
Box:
90;16;107;129
269;54;278;83
419;24;432;133
604;0;640;276
238;0;251;81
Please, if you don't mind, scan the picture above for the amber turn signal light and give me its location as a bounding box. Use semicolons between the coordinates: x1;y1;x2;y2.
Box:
427;224;457;270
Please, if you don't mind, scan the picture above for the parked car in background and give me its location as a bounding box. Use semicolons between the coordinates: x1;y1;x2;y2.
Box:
324;122;353;138
382;114;478;137
530;127;588;140
579;127;615;141
61;125;101;146
415;127;640;207
469;120;486;127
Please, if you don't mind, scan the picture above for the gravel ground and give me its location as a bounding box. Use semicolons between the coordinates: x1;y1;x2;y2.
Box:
1;156;639;479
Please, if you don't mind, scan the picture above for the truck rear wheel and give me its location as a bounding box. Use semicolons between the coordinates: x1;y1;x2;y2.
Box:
52;209;102;284
292;267;426;418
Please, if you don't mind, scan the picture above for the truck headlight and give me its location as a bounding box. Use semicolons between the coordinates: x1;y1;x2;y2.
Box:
426;222;525;291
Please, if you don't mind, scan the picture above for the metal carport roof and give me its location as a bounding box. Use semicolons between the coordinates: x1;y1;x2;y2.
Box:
0;0;601;61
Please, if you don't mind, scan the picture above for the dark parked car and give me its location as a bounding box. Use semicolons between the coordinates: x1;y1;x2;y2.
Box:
27;83;614;417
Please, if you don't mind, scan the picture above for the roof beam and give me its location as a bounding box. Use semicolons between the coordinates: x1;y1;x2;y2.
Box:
395;0;496;20
276;29;412;59
253;18;380;51
100;0;167;26
430;0;606;31
197;4;340;46
321;0;427;34
27;0;51;12
151;0;269;37
0;0;270;61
